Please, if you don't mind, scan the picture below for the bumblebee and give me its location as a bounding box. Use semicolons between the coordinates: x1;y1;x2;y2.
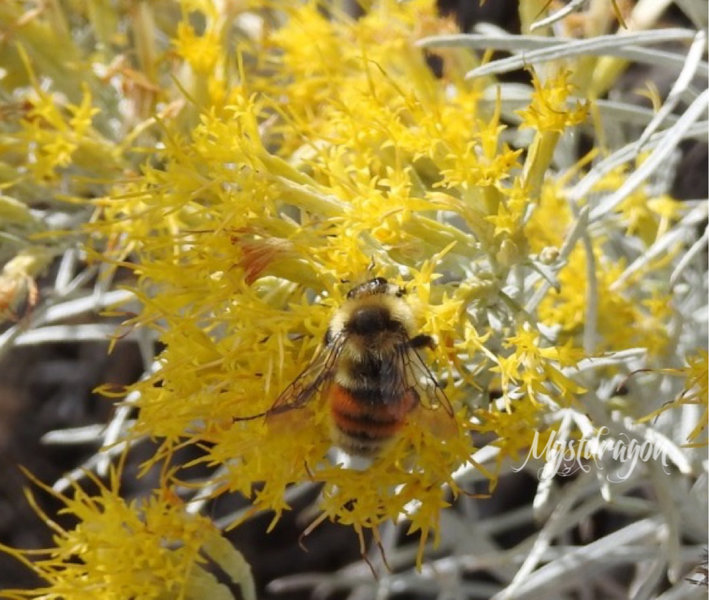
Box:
238;277;453;457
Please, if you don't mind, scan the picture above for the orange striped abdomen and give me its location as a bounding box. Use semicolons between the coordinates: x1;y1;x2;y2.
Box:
329;383;418;456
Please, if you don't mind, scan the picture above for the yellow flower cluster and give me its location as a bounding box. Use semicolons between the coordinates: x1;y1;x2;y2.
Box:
91;0;608;564
1;0;704;592
0;470;255;600
639;350;709;446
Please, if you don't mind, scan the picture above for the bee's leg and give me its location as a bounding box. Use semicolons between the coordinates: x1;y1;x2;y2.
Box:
408;334;436;350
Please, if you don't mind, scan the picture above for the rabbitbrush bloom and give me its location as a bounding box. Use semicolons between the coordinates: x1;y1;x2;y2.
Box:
1;0;707;596
0;469;255;600
85;0;604;566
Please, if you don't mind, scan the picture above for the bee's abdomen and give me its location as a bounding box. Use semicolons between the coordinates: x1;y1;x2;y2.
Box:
329;384;416;456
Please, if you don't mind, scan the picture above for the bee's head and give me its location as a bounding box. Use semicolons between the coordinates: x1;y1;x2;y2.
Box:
346;277;405;300
335;278;411;340
327;278;413;344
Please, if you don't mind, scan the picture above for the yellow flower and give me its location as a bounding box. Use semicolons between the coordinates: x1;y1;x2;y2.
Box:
495;325;585;406
3;0;702;589
524;180;574;252
681;351;709;443
0;470;255;600
617;191;682;245
18;83;100;180
538;246;676;357
639;350;709;445
517;70;588;200
86;1;663;566
173;22;221;74
517;70;589;133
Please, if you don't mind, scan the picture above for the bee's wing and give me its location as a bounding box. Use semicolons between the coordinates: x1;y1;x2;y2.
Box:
397;341;454;417
265;331;347;417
